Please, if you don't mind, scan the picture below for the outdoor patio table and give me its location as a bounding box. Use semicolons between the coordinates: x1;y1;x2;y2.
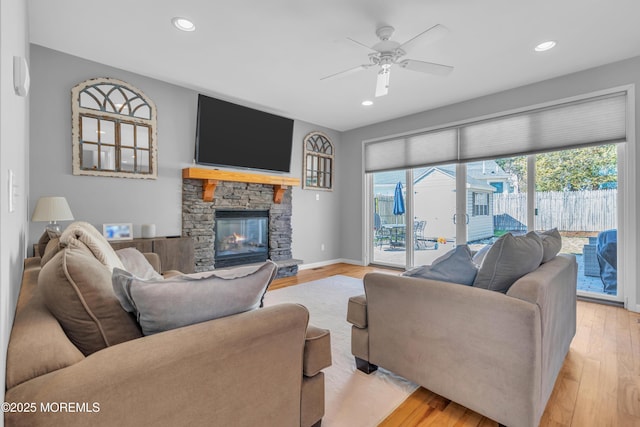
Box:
383;224;406;248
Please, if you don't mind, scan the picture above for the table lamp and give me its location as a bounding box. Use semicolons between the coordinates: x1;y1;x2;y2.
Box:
31;196;74;234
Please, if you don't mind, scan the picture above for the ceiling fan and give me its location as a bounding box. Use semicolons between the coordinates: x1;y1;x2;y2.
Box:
321;24;454;97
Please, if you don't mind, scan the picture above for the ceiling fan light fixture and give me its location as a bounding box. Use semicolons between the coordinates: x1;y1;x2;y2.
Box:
375;69;390;97
172;17;195;32
534;40;556;52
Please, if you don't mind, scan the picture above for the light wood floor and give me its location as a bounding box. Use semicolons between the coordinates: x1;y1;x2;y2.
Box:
271;263;640;427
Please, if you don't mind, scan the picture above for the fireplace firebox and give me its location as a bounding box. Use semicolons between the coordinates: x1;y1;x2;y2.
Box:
214;210;269;268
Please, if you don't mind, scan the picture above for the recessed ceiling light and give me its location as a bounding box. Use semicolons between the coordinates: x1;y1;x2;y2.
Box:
172;17;195;32
534;41;556;52
362;100;373;106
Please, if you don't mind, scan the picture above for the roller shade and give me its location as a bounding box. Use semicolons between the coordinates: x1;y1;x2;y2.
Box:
459;92;627;162
364;128;457;173
364;91;627;172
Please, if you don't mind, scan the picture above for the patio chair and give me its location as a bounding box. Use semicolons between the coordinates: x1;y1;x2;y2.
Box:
414;220;426;249
374;213;390;248
596;229;617;294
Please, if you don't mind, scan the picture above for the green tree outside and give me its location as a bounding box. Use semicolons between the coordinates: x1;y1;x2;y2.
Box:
496;145;617;192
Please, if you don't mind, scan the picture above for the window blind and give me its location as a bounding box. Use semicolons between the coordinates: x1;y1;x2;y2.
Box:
364;91;627;173
364;128;457;173
459;92;627;162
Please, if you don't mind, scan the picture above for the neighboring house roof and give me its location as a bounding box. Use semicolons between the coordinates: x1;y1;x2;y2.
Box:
374;164;499;193
414;167;496;192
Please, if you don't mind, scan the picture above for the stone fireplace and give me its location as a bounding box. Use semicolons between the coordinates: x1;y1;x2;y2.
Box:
182;172;301;278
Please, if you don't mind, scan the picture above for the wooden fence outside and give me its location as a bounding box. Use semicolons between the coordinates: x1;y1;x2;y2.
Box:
494;189;617;232
376;190;617;233
375;195;405;226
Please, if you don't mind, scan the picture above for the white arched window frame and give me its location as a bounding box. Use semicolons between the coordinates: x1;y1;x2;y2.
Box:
303;131;334;190
71;77;158;179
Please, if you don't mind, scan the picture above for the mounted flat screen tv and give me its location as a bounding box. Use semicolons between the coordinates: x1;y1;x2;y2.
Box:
195;94;294;173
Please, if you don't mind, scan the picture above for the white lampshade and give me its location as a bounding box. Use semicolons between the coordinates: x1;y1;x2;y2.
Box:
32;197;74;233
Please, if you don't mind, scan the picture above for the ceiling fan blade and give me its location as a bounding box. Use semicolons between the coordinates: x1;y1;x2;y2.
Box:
346;37;377;52
320;64;371;81
375;69;390;97
399;59;453;76
398;24;449;51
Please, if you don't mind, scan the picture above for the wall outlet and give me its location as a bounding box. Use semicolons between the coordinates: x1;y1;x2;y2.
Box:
316;193;320;201
321;243;325;251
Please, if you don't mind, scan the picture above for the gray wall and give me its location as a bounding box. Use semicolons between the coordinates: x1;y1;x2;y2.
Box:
29;45;342;266
341;55;640;306
30;45;195;242
290;121;343;265
1;0;30;419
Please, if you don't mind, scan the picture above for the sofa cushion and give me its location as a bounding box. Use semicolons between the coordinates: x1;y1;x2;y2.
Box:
403;244;477;286
60;221;125;271
473;231;544;293
112;260;278;335
39;246;143;355
116;247;163;280
536;228;562;263
6;291;85;388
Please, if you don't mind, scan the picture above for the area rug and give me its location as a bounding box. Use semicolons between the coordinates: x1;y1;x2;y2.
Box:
263;275;417;427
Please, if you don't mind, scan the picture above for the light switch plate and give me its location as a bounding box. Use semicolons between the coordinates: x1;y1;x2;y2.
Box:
8;169;15;212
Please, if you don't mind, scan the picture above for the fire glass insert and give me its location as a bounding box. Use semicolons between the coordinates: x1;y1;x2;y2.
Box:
214;210;269;268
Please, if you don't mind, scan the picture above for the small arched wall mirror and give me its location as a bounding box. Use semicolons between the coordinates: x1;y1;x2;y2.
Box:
303;131;334;191
71;77;158;179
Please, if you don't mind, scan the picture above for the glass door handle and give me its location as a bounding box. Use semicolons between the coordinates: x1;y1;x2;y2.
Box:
452;214;470;224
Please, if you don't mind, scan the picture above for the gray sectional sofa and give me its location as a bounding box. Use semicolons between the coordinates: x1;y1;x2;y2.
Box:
6;222;331;427
347;253;577;427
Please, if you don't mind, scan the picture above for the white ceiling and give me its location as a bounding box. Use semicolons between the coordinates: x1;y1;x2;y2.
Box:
28;0;640;132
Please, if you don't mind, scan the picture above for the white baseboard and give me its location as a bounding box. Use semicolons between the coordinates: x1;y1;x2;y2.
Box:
299;258;365;270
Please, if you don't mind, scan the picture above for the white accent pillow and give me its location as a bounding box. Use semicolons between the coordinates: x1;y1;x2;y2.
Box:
472;232;543;293
116;247;163;280
112;260;278;335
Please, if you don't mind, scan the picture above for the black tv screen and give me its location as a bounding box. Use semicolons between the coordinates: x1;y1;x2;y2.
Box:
195;94;294;173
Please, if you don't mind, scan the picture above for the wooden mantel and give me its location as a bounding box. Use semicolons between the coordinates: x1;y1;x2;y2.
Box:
182;168;301;203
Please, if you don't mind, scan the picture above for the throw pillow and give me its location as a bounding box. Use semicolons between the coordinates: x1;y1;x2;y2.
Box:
112;260;278;335
472;231;543;293
536;228;562;263
39;245;143;355
403;244;477;286
472;244;492;267
116;247;163;280
40;237;62;267
60;221;125;272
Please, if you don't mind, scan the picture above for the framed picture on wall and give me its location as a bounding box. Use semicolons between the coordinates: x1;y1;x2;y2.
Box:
103;223;133;241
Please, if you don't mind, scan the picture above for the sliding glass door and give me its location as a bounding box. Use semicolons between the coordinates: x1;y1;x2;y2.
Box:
368;147;623;303
532;145;620;300
413;165;457;266
371;171;406;266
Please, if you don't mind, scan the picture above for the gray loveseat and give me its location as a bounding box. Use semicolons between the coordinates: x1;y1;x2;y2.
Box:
347;253;577;427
